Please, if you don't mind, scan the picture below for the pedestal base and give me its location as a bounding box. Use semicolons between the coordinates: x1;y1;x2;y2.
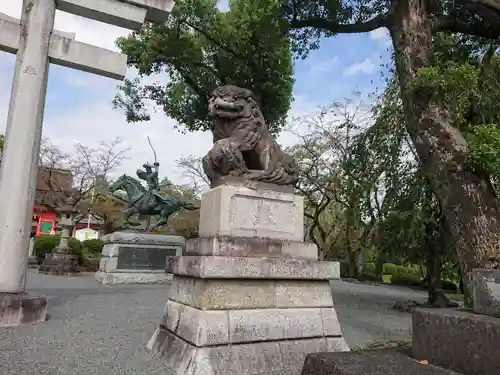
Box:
27;256;38;269
94;232;185;285
95;271;172;285
0;293;47;327
39;251;79;275
149;253;348;375
148;326;348;375
412;308;500;375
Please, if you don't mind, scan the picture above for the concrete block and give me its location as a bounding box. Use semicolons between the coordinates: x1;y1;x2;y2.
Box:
167;256;340;280
198;184;304;241
163;300;229;346
169;277;334;309
302;349;460;375
57;0;147;30
161;300;343;345
147;326;349;375
0;293;47;327
227;307;325;343
101;232;186;247
472;268;500;317
186;236;317;260
94;271;172;284
412;308;500;375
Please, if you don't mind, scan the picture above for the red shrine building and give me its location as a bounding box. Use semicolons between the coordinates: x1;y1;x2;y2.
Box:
31;167;104;236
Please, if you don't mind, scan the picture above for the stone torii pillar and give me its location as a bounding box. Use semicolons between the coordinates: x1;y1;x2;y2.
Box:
0;0;174;326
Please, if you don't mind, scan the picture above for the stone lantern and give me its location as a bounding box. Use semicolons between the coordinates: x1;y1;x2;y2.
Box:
39;201;82;276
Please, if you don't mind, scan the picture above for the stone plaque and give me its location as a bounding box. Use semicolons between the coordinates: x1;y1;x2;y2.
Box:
117;246;177;270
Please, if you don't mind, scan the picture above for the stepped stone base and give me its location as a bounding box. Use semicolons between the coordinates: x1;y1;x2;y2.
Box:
148;327;348;375
149;247;348;375
39;251;79;275
148;183;349;374
95;232;184;285
472;268;500;317
95;271;172;284
0;293;47;327
27;256;38;269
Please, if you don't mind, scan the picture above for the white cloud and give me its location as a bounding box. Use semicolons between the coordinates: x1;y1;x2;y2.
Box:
343;58;376;76
307;56;340;76
0;1;319;186
369;27;392;48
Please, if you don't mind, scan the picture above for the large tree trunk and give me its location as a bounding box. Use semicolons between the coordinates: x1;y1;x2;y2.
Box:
389;0;500;295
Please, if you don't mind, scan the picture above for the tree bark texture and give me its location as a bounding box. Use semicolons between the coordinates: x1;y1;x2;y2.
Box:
389;0;500;293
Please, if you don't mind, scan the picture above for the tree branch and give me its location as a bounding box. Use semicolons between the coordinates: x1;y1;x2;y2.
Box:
288;14;388;34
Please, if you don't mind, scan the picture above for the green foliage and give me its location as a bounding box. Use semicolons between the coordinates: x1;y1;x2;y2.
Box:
414;62;478;126
467;124;500;189
390;273;422;288
382;263;399;276
114;0;293;134
82;239;104;255
34;235;83;263
363;262;376;275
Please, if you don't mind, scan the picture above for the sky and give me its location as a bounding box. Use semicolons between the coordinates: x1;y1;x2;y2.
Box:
0;1;392;185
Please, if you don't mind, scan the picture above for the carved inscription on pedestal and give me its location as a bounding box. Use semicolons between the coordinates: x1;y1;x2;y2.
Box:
117;247;177;270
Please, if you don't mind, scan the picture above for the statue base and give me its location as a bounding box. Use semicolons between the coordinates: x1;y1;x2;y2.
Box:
147;182;349;375
27;256;38;269
94;232;185;285
38;247;80;276
0;292;48;327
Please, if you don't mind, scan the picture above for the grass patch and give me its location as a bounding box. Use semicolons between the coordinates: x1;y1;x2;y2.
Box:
381;274;392;283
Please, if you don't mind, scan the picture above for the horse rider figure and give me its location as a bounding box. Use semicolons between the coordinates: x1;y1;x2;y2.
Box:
136;162;161;204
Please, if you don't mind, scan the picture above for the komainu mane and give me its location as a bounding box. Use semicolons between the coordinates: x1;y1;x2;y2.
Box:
202;85;299;187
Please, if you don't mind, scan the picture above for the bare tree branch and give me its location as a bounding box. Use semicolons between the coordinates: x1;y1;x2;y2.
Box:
176;155;210;193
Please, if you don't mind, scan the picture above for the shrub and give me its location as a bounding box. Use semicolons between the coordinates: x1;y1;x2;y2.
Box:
391;273;422;287
363;262;376;275
358;272;378;282
442;280;459;292
82;239;104;254
34;235;83;263
34;235;61;262
420;278;459;293
383;263;399;276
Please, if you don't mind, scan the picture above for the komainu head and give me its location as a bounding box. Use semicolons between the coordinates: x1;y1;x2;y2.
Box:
208;85;259;120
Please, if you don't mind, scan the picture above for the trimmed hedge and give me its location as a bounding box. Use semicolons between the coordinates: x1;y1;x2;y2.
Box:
391;273;422;287
382;263;399;276
82;239;104;254
363;262;376;274
34;234;83;264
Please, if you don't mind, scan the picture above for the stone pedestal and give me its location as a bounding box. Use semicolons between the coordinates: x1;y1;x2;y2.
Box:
412;308;500;375
0;293;48;327
410;268;500;375
38;249;79;275
94;232;185;285
147;183;349;375
472;268;500;317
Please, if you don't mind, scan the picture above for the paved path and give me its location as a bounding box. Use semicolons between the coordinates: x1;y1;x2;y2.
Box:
0;271;427;375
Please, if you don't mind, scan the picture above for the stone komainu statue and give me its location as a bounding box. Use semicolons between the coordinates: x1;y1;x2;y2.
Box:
202;85;299;187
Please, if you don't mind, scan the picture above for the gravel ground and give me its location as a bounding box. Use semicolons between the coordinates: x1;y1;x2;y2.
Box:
0;271;426;375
